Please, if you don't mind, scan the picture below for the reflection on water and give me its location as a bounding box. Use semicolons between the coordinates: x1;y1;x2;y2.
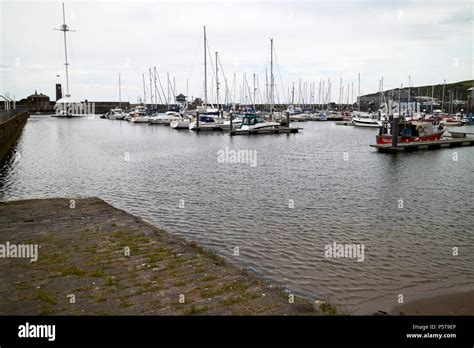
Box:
1;116;473;314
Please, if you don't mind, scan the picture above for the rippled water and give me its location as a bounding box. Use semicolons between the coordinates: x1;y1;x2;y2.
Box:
1;116;473;314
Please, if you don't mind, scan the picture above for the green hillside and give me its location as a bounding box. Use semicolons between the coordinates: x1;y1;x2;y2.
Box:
412;80;473;101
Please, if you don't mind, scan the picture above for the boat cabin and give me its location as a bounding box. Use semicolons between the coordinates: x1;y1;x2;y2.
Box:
241;114;265;127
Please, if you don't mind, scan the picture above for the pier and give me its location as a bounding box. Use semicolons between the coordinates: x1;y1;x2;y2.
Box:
370;137;474;153
0;197;317;315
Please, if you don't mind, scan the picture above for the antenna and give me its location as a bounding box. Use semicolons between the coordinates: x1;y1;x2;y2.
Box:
53;3;75;98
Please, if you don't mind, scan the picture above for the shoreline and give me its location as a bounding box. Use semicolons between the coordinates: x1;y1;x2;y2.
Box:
0;197;320;315
391;289;474;315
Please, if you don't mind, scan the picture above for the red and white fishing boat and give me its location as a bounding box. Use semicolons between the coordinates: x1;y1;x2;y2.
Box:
376;121;445;145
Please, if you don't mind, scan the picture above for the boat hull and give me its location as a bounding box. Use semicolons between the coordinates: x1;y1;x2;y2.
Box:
376;131;444;145
170;120;190;129
353;119;381;128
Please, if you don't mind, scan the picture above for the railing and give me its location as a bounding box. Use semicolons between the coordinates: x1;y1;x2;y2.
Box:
0;106;28;123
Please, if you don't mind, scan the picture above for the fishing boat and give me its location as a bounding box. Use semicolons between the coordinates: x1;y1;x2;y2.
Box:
239;114;281;131
376;119;445;145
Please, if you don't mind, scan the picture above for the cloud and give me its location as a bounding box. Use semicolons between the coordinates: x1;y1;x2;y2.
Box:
0;0;472;102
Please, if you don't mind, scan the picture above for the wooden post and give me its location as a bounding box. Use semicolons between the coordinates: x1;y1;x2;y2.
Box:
392;114;399;147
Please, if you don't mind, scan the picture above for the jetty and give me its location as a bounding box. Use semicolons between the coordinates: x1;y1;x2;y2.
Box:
371;137;474;153
0;197;317;315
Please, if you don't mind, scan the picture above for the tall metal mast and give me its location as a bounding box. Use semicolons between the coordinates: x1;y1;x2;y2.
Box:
270;38;274;118
204;26;207;106
215;52;219;114
167;73;170;105
358;73;361;111
149;68;154;109
119;73;121;108
142;73;146;105
54;3;75;97
253;73;256;111
442;79;446;112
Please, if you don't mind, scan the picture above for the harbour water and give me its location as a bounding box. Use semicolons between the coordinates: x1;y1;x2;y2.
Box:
1;116;473;314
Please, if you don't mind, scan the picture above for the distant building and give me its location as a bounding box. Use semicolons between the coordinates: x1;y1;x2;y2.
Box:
175;94;187;103
17;91;52;112
468;87;474;110
56;84;62;101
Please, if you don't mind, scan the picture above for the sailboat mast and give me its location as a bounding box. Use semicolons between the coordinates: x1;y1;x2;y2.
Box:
233;72;236;108
270;38;274;118
142;73;146;105
204;26;207;106
215;51;219;115
119;73;121;108
292;82;295;105
253;73;256;111
442;79;446;112
358;73;360;112
149;68;154;109
167;73;170;105
408;75;411;115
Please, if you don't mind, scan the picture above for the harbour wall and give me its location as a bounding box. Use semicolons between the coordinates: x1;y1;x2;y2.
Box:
0;109;29;161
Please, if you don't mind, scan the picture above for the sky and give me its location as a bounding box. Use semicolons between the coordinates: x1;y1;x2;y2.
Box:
0;0;472;104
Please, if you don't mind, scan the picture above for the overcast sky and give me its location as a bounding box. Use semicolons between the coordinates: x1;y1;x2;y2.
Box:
0;0;472;103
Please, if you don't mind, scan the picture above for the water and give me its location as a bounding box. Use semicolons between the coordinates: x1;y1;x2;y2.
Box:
1;116;473;314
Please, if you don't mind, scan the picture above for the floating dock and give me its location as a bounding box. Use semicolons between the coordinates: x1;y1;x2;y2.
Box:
370;137;474;153
229;127;300;136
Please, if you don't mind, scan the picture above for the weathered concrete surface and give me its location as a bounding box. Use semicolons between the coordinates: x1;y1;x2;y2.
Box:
0;197;318;315
0;110;28;160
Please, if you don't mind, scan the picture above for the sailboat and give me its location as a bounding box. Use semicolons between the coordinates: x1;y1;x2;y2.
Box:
108;73;126;120
52;3;85;117
188;26;224;131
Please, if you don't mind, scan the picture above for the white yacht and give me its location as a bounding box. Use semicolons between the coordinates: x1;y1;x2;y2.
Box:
239;114;281;131
130;106;149;123
108;108;126;120
352;111;382;128
170;118;191;129
149;111;182;125
189;115;222;130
